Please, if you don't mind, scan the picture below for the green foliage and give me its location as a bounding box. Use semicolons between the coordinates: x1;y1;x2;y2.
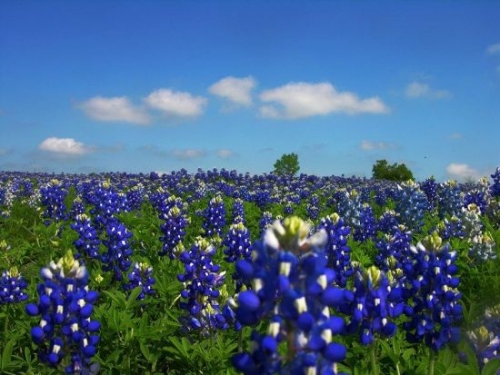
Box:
273;152;300;176
372;159;414;181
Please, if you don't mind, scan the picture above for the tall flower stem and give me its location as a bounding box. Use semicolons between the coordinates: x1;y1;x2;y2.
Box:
428;349;435;375
370;341;379;375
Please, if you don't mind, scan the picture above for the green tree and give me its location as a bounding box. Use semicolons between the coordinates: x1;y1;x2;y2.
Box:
372;159;414;181
273;153;300;176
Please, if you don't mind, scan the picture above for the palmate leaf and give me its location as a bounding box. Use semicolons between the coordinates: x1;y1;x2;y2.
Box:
482;358;500;375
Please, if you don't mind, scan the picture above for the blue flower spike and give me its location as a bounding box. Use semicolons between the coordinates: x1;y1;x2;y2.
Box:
25;250;100;374
233;216;349;375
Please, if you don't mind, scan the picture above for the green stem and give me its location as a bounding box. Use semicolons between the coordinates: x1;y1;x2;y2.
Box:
428;349;435;375
370;341;379;375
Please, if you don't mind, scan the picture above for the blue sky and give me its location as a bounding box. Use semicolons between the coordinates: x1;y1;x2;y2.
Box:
1;1;499;181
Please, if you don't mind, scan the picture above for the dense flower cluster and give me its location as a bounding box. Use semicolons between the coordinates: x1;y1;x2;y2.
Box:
233;217;349;375
490;168;500;198
177;238;230;336
420;177;439;209
0;267;28;304
158;196;189;259
202;195;226;238
39;179;69;224
342;266;403;345
71;214;101;260
394;180;429;232
466;304;500;369
124;262;155;300
317;213;353;288
437;181;463;219
101;217;133;282
25;251;100;374
403;232;462;351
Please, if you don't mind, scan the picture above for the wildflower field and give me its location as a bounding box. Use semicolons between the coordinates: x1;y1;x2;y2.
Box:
2;168;500;375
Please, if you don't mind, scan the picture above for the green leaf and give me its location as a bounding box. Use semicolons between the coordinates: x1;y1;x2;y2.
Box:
1;339;14;370
481;358;500;375
125;286;142;308
139;342;151;361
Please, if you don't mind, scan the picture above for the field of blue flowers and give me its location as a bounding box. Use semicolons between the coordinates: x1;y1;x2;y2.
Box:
2;168;500;375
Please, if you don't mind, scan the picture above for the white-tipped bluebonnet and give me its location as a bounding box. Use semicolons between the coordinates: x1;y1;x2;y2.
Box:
317;213;353;288
124;262;155;300
177;237;229;336
343;266;403;345
0;267;28;304
158;196;189;259
101;217;133;282
438;180;464;219
233;217;349;375
394;180;429;232
202;195;226;238
39;179;69;224
71;214;101;260
25;250;100;373
223;220;253;292
402;232;462;351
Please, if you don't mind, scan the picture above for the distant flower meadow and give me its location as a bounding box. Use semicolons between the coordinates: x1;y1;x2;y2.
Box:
1;168;500;374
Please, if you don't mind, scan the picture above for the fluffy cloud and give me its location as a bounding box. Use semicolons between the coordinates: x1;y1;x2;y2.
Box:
446;163;481;180
360;140;397;150
258;82;389;119
217;149;234;158
487;43;500;55
145;89;207;117
405;82;451;99
39;137;93;155
209;76;256;107
78;96;150;124
170;149;206;160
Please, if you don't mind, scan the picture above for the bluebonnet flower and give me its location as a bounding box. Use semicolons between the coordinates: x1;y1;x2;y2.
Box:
490;168;500;198
343;266;403;345
25;250;100;374
259;211;274;234
353;203;376;242
125;183;144;211
124;262;155;300
376;209;400;235
233;217;350;375
394;180;429;232
232;198;246;223
375;225;412;274
101;217;133;282
158;196;189;259
39;179;69;224
71;214;101;260
402;232;462;351
465;305;500;370
177;238;230;336
317;213;353;288
420;176;439;210
69;196;86;219
0;267;28;304
223;220;253;292
437;216;465;241
88;180;129;230
438;180;464;219
461;204;496;261
202;195;226;239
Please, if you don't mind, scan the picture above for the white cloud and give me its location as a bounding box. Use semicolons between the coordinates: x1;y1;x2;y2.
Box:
360;140;397;150
259;82;389;119
217;149;234;158
39;137;93;155
78;96;150;124
145;89;207;117
487;43;500;55
209;76;256;107
446;163;481;180
448;132;463;139
405;82;451;99
170;149;206;160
